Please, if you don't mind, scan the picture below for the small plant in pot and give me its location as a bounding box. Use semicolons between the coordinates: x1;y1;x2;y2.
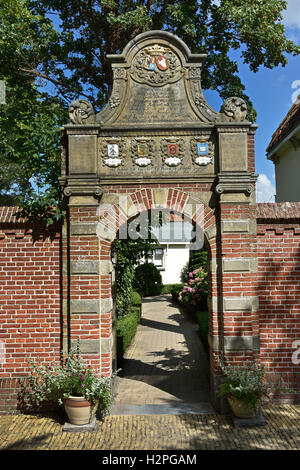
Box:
25;341;116;425
216;359;268;418
214;354;293;419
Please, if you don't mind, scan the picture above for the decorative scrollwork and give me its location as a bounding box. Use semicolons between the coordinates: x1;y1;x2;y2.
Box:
63;187;72;196
109;96;120;109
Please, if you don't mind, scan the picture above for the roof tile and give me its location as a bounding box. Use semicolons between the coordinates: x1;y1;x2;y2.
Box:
266;96;300;154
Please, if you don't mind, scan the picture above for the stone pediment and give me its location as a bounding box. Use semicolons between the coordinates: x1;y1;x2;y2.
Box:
64;31;253;186
96;31;218;128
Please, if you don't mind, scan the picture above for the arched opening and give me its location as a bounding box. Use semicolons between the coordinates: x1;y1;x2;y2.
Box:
106;204;214;413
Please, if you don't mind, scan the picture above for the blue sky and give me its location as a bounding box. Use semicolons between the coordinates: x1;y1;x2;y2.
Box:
207;0;300;202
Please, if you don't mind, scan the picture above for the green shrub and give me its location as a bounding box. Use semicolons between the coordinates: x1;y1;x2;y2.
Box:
189;250;208;272
114;264;134;317
131;291;142;306
180;262;190;283
195;310;209;351
133;262;163;297
116;307;141;356
170;283;184;303
161;284;183;294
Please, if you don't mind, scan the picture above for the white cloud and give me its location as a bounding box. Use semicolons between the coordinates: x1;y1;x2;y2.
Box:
282;0;300;30
256;174;276;203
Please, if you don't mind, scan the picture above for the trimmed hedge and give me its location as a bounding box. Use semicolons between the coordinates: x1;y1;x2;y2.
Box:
195;310;209;352
116;290;142;365
170;283;184;302
161;283;184;295
131;291;142;306
116;305;141;357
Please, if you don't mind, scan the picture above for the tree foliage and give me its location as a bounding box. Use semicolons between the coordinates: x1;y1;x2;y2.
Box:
0;0;67;218
26;0;300;117
0;0;299;218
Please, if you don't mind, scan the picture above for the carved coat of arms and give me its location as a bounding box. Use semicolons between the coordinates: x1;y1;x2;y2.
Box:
190;138;214;166
161;138;184;167
100;139;124;167
131;44;182;86
131;137;154;167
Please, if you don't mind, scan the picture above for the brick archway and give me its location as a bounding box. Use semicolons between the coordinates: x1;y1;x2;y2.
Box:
60;31;260;411
64;181;260;410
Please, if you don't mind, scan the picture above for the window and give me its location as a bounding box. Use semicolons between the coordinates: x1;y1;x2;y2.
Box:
152;248;164;269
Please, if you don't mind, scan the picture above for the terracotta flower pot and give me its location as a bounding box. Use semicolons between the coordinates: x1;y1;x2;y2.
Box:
64;396;98;425
227;396;257;419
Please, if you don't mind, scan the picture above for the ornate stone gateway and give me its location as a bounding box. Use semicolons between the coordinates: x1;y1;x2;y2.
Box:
60;31;258;411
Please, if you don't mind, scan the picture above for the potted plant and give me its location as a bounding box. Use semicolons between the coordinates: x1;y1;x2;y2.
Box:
215;356;273;418
25;341;116;425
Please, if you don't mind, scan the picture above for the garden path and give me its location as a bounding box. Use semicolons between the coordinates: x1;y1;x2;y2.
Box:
111;295;213;415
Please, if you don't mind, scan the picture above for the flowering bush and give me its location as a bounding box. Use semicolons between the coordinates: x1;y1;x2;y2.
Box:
25;341;116;413
178;267;208;307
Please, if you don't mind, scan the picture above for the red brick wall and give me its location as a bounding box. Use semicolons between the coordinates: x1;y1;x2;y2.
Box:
0;207;61;414
256;203;300;397
1;199;300;413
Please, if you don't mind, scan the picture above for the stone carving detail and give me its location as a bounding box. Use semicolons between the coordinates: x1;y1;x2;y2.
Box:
190;138;214;166
109;96;120;109
130;44;182;87
114;68;127;80
189;79;218;122
189;67;201;79
100;138;125;167
131;137;155;167
219;97;247;122
161;138;185;167
68;99;95;124
215;183;254;195
194;93;207;109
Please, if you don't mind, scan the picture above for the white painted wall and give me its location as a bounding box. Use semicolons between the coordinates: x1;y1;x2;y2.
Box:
271;127;300;202
159;244;190;284
275;144;300;202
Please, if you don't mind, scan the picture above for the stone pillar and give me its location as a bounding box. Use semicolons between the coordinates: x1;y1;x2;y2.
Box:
60;125;112;375
209;123;258;411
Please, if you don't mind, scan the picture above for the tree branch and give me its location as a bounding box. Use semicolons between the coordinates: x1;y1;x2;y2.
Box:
19;67;97;106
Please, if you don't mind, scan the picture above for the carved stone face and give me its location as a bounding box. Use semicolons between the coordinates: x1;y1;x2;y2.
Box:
221;97;247;122
68;99;94;124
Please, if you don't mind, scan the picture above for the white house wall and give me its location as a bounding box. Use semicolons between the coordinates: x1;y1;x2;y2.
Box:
160;244;190;284
275;140;300;202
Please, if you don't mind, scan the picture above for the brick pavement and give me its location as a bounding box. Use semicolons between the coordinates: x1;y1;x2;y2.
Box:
112;295;211;410
0;406;299;450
